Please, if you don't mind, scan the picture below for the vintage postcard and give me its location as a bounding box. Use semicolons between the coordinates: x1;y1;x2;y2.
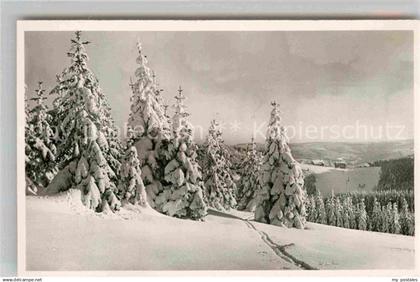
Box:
17;20;419;276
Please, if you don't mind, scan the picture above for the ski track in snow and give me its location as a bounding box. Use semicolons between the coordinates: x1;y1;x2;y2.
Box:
209;209;316;270
220;209;317;270
242;219;318;270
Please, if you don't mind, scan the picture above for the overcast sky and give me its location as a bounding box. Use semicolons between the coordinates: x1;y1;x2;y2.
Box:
25;31;413;144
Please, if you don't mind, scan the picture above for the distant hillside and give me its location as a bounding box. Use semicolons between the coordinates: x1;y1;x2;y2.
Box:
233;140;413;165
230;141;413;198
300;164;381;197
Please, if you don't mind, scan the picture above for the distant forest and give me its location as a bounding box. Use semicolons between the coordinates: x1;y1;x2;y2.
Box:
372;157;414;191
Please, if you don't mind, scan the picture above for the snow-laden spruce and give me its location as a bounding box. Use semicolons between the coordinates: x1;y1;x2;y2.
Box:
126;41;171;209
201;120;237;211
236;138;262;211
356;199;367;231
50;35;122;175
254;102;306;229
25;82;58;188
118;133;149;208
400;198;414;235
155;87;207;219
306;195;317;223
45;31;121;212
314;192;327;224
342;197;355;229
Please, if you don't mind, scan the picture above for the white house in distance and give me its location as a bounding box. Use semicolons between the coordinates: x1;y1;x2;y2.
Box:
311;159;325;166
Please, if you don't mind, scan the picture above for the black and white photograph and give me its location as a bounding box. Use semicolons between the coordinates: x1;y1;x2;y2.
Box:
17;20;417;274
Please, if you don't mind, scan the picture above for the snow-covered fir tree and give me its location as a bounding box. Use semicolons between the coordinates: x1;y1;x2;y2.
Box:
46;31;121;212
385;202;394;233
342;197;351;229
370;197;382;232
50;34;122;174
347;197;357;229
390;202;401;234
201;119;237;211
380;205;389;233
48;74;66;142
156;86;207;219
325;197;336;226
314;191;327;224
25;86;39;195
25;88;35;182
334;197;344;227
118;131;148;208
399;198;414;236
306;196;317;222
126;41;171;209
99;101;123;175
254;102;306;229
343;197;356;229
357;199;367;231
236;137;263;211
25;82;58;188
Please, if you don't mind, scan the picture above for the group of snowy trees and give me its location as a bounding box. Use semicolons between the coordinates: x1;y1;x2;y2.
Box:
124;41;212;219
27;31;123;212
24;32;208;219
305;192;414;236
23;32;228;221
25;82;58;189
25;31;306;227
306;193;368;230
197;102;308;230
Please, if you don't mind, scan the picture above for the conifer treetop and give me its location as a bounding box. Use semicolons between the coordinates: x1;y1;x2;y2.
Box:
30;82;47;106
246;137;258;158
266;101;288;143
128;40;169;139
172;86;192;140
207;119;223;144
174;86;187;114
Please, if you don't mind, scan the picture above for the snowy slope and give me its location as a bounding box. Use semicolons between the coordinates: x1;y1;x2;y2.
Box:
26;191;297;271
254;221;414;270
26;191;414;271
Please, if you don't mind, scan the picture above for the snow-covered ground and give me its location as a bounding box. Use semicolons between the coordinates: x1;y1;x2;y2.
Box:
26;190;414;271
300;164;336;174
300;164;381;196
254;221;414;270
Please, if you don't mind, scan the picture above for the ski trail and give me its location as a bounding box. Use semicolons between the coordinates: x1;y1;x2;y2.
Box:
242;219;318;270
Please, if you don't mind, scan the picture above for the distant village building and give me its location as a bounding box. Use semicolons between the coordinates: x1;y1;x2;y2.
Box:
334;158;347;169
311;159;325;166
